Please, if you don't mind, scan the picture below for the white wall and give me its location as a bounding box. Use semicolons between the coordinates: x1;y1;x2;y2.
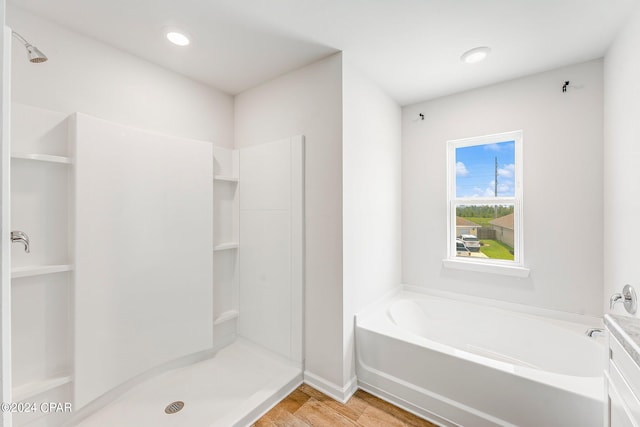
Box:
604;5;640;317
234;54;345;391
403;59;604;316
7;4;233;146
342;58;401;386
235;53;401;398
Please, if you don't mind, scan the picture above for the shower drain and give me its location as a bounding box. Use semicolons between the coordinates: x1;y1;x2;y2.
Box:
164;401;185;415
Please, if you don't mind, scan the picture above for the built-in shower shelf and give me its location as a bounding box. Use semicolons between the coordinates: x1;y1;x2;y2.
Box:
12;264;74;279
214;310;239;325
214;175;238;183
214;242;239;251
11;152;73;164
13;375;72;401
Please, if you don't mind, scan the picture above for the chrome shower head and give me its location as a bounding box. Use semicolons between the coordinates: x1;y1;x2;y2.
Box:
12;31;48;63
26;45;47;63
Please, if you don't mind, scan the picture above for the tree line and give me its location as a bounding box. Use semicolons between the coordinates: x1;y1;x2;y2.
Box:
456;205;514;218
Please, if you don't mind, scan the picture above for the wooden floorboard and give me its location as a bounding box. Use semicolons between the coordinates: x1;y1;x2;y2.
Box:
252;385;439;427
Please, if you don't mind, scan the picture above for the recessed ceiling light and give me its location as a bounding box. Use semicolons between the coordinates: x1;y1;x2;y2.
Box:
166;31;190;46
461;47;491;64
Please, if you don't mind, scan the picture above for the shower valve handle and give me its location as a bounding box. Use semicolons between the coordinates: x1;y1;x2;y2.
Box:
11;231;30;253
610;284;637;314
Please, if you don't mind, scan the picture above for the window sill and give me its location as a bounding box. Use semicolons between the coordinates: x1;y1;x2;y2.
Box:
442;258;530;278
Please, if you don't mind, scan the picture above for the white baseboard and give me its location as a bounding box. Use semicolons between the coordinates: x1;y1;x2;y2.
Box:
303;371;357;403
235;372;303;427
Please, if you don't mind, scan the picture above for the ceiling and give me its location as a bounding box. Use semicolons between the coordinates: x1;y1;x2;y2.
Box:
8;0;639;105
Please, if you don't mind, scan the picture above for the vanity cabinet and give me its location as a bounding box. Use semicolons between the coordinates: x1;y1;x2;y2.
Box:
605;315;640;427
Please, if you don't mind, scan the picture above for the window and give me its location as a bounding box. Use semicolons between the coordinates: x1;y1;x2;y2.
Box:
444;131;528;277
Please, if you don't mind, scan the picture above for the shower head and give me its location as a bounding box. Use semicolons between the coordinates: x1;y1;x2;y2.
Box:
11;31;48;63
25;45;47;63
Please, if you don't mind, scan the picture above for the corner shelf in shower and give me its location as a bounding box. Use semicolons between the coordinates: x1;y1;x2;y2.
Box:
11;264;74;279
213;310;239;325
13;375;72;401
214;242;239;251
214;175;238;182
11;152;73;164
212;147;239;347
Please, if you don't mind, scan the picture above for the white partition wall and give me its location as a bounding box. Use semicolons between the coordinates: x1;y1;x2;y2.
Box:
72;113;214;409
238;136;304;364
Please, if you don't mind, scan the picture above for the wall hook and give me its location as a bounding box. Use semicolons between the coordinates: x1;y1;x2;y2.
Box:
562;81;570;93
419;113;424;120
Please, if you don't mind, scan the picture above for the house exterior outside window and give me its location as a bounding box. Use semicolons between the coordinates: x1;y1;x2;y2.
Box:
444;130;529;277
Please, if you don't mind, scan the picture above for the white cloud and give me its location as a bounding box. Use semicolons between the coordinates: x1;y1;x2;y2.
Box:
497;163;515;178
498;183;511;193
456;161;469;176
467;179;513;198
467;186;496;198
484;143;501;152
482;188;495;197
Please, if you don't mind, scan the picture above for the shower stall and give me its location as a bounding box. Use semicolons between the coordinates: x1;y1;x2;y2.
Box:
4;45;305;426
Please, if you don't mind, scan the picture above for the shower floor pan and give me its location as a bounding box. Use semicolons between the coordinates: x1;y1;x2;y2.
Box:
72;340;302;427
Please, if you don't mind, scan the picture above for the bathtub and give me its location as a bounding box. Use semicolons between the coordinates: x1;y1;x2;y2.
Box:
355;291;604;427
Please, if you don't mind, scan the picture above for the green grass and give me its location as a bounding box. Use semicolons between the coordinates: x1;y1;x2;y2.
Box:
479;239;514;260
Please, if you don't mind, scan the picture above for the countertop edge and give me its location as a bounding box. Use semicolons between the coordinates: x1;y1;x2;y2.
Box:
605;314;640;367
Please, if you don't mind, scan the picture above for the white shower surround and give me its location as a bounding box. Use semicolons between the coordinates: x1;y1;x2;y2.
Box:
355;291;604;427
238;137;305;363
63;116;305;425
72;113;215;409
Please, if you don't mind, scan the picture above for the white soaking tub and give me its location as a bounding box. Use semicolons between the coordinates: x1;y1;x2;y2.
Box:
355;291;604;427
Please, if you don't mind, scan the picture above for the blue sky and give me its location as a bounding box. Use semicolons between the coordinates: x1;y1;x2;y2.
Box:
455;141;515;198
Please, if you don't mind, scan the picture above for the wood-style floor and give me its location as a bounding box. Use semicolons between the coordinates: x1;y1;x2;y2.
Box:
252;384;439;427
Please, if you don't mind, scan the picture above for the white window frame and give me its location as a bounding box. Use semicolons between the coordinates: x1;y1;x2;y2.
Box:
443;130;529;278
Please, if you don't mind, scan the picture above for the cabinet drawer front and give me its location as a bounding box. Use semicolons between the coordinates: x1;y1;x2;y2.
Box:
610;390;637;427
610;360;640;425
610;385;637;427
611;335;640;402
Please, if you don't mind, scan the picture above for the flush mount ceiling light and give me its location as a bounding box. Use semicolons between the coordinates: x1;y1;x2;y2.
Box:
461;46;491;64
166;30;190;46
